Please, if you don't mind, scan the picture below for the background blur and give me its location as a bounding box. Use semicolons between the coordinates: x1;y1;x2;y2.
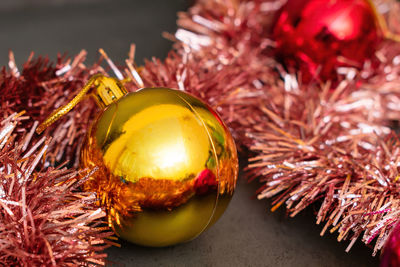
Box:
0;0;189;65
0;0;379;266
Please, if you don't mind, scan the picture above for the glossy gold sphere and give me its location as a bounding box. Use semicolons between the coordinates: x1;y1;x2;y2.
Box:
81;87;238;247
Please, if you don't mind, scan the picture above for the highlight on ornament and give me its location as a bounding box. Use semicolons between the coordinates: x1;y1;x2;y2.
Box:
37;72;239;247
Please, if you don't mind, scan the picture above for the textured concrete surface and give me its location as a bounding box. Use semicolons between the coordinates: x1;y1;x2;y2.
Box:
0;0;379;266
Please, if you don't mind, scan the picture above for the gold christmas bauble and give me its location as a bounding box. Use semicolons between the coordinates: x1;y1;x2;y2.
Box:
81;87;238;247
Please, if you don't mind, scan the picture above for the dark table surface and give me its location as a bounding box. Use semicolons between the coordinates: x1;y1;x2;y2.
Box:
0;0;379;266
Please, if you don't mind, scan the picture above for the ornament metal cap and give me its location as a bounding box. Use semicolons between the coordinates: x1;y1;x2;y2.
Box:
91;75;128;108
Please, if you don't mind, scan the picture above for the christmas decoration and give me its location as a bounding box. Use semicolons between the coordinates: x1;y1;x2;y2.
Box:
0;52;120;266
175;0;400;258
0;113;113;266
0;51;100;168
2;0;400;264
272;0;383;83
37;74;238;247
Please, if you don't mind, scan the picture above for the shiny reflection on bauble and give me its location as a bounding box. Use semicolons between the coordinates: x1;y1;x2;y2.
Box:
81;87;238;247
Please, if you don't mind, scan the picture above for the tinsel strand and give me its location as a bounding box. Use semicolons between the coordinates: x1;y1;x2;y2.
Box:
0;114;113;266
171;0;400;254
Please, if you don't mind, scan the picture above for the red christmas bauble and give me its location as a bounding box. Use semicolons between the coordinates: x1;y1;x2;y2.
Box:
272;0;383;83
381;223;400;267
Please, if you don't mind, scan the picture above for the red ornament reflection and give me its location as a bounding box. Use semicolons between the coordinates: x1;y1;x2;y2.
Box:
194;169;218;195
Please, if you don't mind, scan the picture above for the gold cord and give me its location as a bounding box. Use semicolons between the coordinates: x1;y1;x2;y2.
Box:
36;73;104;134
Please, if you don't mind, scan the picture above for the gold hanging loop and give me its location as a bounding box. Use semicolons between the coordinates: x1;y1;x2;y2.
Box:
36;73;128;134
